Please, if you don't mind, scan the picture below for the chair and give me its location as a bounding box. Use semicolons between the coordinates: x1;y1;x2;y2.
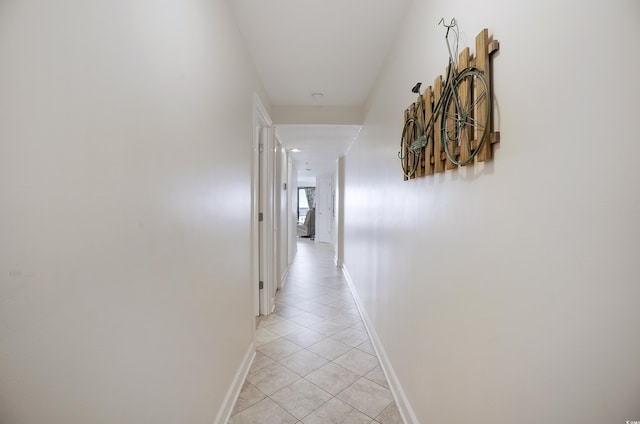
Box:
297;208;315;239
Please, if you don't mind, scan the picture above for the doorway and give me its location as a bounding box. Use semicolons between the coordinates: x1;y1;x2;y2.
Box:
252;95;294;317
252;94;273;317
315;174;333;244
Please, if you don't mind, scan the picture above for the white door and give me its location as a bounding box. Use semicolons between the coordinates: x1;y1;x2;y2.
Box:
275;141;288;289
258;128;267;315
315;174;333;243
252;94;274;317
260;127;277;315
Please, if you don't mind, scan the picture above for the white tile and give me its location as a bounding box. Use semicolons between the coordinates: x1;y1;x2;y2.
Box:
279;349;329;377
255;327;281;347
305;362;360;395
295;300;326;313
312;294;340;305
266;320;308;337
235;240;396;424
337;378;393;419
284;328;326;348
231;382;265;414
273;305;305;320
229;398;297;424
327;298;356;309
247;363;300;395
278;295;311;307
301;398;371;424
307;305;342;321
331;327;369;347
249;351;275;374
376;402;403;424
257;338;303;361
270;379;332;420
325;313;359;327
286;311;326;327
334;349;379;376
364;366;389;389
258;314;287;328
307;338;352;361
356;340;376;355
350;321;367;333
307;319;348;337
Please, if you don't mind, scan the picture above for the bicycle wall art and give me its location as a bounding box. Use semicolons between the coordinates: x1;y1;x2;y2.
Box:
399;18;500;180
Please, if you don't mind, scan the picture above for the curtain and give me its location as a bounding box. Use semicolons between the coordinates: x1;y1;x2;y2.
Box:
305;187;316;208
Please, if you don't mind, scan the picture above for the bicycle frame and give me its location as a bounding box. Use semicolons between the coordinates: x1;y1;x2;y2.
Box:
399;18;490;177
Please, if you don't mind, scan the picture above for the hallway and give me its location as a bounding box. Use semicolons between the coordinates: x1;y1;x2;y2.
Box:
228;240;402;424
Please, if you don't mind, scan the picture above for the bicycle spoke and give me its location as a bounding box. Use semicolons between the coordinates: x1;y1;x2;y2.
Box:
459;116;486;130
457;91;485;116
439;70;491;166
467;90;487;113
464;138;473;156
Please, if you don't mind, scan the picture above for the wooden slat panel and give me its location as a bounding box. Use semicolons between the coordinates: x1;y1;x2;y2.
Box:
423;86;434;175
408;103;416;179
444;64;457;170
402;107;409;180
488;40;500;55
400;26;498;180
457;47;471;165
475;28;491;162
433;75;445;173
444;102;457;169
416;95;425;177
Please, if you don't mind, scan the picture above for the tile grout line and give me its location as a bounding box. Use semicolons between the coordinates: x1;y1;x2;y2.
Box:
259;351;393;422
253;324;393;420
229;240;401;424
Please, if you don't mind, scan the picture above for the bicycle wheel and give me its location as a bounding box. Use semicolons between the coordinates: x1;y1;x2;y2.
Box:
441;69;490;166
398;117;421;178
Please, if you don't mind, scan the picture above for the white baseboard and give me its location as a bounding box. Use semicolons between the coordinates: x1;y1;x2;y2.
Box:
213;342;256;424
279;268;289;290
341;265;419;424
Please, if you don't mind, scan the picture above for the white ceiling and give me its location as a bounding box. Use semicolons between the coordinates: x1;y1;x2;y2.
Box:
276;125;361;181
228;0;412;177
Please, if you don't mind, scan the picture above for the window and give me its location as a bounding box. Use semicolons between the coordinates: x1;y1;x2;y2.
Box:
297;187;314;224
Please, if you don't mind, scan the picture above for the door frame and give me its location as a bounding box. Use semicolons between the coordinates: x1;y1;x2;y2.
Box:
315;174;333;244
335;156;345;267
251;93;273;316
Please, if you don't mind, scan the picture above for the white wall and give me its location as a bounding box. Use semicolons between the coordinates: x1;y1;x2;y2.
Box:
0;1;267;423
344;0;640;423
298;175;317;188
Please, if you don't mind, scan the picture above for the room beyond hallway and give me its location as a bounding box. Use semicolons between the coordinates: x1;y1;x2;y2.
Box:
228;239;403;424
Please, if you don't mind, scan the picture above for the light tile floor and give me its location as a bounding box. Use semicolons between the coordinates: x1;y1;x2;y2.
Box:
228;239;403;424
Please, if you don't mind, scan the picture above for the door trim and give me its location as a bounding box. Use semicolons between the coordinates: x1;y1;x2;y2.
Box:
252;93;272;317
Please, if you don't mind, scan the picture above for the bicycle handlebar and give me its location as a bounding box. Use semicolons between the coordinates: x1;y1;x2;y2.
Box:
438;18;456;28
439;18;457;39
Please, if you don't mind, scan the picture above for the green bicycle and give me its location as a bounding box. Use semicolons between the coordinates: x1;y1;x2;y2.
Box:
399;18;491;177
